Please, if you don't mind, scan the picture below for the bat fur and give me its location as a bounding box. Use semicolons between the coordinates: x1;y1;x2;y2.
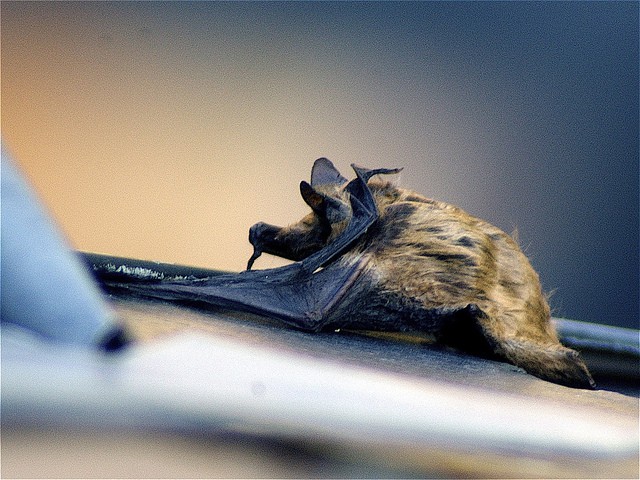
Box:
247;158;595;389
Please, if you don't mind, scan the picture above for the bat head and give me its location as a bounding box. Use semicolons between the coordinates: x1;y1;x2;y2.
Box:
247;158;400;269
300;158;402;242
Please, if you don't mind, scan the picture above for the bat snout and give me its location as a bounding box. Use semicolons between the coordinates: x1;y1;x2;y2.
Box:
248;222;280;247
247;222;284;270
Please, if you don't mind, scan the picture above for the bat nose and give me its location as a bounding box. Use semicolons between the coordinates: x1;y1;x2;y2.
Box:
249;222;278;246
247;222;281;271
248;222;263;245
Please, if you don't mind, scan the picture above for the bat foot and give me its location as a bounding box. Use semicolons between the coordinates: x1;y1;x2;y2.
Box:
437;304;597;389
495;340;596;389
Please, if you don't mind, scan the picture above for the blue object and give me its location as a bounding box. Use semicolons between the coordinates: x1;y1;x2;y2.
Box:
1;144;127;350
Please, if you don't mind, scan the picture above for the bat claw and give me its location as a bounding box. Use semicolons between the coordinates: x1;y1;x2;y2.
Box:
247;222;270;270
246;250;261;271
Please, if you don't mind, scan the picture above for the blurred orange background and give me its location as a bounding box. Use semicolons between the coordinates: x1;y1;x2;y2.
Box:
2;2;637;327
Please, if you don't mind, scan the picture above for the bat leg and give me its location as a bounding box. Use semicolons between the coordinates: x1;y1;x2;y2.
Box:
434;304;499;358
438;304;596;389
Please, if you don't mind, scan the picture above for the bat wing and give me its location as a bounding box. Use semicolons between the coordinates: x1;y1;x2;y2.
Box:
93;169;375;329
91;162;399;330
94;254;369;332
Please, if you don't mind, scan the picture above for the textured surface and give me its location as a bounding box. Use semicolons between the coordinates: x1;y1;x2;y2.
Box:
3;295;637;478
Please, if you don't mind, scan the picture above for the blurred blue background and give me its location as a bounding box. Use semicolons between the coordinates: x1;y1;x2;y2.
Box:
2;2;637;328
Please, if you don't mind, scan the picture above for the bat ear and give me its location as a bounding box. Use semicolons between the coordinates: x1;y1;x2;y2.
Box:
342;164;403;220
300;181;349;224
311;157;348;187
351;164;403;183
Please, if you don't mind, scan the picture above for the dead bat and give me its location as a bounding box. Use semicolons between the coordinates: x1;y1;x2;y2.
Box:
92;157;596;389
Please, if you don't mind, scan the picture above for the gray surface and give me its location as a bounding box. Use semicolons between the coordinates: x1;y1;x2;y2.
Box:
110;296;639;400
3;295;637;478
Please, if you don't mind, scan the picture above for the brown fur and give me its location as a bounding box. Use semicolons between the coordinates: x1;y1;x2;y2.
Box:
250;161;595;389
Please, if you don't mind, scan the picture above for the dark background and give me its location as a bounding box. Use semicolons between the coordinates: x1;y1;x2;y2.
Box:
2;1;638;328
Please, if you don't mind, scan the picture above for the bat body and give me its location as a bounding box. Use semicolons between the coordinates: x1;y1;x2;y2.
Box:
94;158;595;389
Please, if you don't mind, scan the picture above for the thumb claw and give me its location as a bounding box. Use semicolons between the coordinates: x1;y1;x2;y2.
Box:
246;250;261;271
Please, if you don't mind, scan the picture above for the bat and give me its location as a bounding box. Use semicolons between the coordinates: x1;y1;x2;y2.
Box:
92;157;596;389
